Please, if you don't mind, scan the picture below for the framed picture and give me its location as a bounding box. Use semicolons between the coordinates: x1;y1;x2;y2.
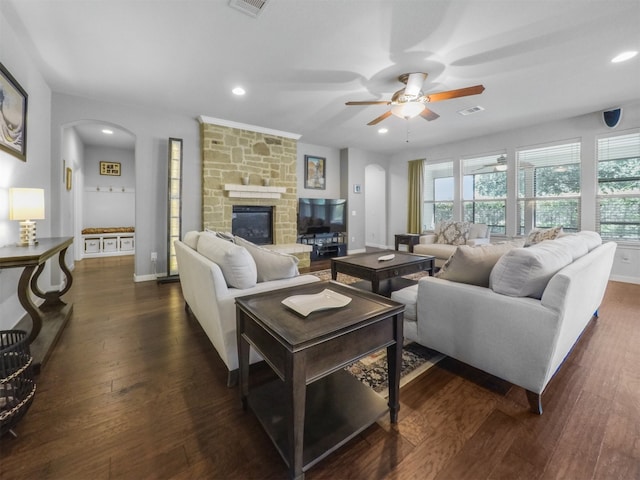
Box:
100;161;121;176
0;62;28;162
66;167;72;191
304;155;326;190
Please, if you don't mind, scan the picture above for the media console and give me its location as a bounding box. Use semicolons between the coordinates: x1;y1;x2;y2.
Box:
298;232;347;261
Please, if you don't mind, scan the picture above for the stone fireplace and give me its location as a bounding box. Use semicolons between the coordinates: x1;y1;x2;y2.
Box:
199;116;311;266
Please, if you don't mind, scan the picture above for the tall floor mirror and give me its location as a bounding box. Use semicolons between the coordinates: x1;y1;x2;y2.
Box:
162;137;182;283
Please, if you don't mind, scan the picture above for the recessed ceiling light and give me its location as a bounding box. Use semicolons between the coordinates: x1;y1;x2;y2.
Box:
611;51;638;63
102;129;114;135
378;127;388;134
232;86;246;96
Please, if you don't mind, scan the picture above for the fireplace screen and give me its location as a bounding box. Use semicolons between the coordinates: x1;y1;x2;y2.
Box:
232;206;273;245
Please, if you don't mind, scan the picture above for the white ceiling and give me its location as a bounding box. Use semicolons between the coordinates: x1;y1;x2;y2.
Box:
5;0;640;153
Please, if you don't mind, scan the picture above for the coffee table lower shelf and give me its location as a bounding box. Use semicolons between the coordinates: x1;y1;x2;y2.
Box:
247;369;388;473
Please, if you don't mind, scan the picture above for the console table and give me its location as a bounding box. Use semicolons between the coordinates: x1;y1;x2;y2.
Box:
0;237;74;373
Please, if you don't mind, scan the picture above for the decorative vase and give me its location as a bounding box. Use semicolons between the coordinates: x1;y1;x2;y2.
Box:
241;176;250;185
263;178;270;187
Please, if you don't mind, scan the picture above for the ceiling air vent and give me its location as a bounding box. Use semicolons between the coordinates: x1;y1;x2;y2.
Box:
229;0;268;17
458;106;485;116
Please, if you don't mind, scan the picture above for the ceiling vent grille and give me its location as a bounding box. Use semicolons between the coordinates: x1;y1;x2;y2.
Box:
229;0;268;17
458;106;485;116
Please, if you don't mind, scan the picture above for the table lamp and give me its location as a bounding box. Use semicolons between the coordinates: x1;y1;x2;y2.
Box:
9;188;45;246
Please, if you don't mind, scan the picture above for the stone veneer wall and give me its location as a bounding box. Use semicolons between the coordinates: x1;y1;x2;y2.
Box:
201;121;299;245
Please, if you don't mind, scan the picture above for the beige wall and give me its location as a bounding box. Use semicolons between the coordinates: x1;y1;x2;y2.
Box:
200;121;299;245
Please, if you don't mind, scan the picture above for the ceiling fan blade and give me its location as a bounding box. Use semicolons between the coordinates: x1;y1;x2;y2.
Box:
404;72;427;97
426;85;485;103
420;108;440;121
346;100;391;106
367;111;392;126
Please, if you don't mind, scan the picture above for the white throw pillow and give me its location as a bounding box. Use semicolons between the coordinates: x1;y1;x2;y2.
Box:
197;233;257;289
182;231;200;250
490;240;573;299
436;242;517;287
234;236;299;282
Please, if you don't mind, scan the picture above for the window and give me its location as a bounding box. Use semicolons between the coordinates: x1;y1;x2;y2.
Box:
462;154;507;234
597;132;640;241
423;161;453;230
517;142;581;234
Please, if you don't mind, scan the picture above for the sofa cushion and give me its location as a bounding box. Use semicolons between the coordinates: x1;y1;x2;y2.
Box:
234;236;299;282
390;285;418;323
183;231;200;250
436;242;517;287
436;221;470;245
554;234;589;261
469;223;490;239
524;226;563;246
490;240;573;299
576;230;602;251
197;233;257;289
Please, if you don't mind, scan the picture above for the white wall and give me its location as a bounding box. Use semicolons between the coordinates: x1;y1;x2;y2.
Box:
51;93;201;280
82;145;135;229
60;126;84;265
0;7;55;329
388;101;640;284
365;164;387;248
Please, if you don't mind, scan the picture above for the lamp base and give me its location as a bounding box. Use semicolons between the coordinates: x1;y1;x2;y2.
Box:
17;220;38;247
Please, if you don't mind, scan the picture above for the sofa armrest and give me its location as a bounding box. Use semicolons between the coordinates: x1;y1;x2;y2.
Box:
419;234;437;244
467;237;490;246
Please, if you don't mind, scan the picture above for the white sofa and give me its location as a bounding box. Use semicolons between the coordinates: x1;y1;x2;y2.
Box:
392;231;616;414
413;221;491;268
175;231;320;385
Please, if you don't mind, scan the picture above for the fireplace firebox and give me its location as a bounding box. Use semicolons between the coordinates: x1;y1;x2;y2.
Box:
232;206;273;245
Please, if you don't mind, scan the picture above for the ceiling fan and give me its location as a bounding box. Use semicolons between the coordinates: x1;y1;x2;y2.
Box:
345;72;485;125
475;155;508;172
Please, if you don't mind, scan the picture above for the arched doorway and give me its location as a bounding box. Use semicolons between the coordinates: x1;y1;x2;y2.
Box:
60;121;136;264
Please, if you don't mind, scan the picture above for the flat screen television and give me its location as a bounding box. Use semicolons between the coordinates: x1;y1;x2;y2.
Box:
298;198;347;234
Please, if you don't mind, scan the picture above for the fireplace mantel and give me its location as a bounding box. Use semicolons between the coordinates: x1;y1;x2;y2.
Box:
223;184;287;199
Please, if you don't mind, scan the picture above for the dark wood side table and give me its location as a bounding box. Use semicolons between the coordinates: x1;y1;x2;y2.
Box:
394;233;422;252
236;280;404;480
0;237;74;372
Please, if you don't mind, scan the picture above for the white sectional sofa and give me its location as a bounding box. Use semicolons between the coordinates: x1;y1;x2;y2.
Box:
175;231;320;385
391;231;616;414
413;221;491;268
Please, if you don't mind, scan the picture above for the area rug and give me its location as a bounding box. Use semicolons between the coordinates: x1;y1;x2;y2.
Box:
345;343;444;397
309;269;441;395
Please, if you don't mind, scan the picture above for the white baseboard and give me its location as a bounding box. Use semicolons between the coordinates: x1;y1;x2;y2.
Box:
134;273;162;282
347;248;366;255
365;242;388;250
609;274;640;285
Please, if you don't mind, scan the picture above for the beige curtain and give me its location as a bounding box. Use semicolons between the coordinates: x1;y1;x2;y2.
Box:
407;159;424;233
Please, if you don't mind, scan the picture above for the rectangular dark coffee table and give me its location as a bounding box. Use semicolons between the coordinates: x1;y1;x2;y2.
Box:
236;280;404;480
331;250;434;296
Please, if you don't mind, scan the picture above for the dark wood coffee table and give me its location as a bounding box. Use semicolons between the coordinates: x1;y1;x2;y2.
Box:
236;280;404;480
331;250;434;296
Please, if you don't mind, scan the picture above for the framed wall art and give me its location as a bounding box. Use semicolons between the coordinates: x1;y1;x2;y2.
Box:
66;167;72;191
304;155;326;190
100;161;121;176
0;62;28;162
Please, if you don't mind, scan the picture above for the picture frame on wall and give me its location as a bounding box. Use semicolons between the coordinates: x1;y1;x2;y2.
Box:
100;161;121;176
304;155;326;190
0;62;28;162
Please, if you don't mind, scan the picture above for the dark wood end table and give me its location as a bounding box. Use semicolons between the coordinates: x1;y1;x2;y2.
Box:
394;233;422;252
236;280;404;480
331;250;434;296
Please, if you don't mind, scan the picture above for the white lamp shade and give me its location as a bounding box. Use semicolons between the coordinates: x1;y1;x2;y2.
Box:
9;188;45;220
391;101;426;119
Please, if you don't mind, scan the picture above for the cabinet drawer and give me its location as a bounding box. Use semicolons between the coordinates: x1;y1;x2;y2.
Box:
120;237;134;251
102;237;118;252
84;238;100;253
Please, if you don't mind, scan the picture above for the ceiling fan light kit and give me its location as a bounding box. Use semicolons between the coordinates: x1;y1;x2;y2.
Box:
346;71;485;126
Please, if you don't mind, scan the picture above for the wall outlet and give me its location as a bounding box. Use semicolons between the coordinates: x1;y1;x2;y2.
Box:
150;252;158;261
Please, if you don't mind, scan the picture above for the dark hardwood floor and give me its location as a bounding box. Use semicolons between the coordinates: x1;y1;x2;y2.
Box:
1;255;638;479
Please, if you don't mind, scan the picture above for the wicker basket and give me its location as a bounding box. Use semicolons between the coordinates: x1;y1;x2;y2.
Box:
1;330;36;437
